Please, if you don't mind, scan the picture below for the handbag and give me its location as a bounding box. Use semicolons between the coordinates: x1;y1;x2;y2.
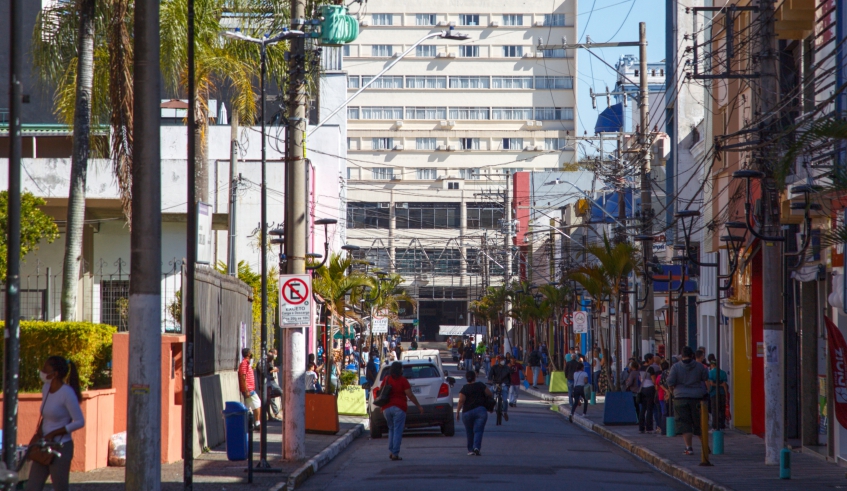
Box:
373;381;393;407
29;393;56;466
484;393;496;413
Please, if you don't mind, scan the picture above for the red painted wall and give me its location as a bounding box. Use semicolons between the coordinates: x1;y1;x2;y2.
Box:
513;172;530;248
751;251;765;437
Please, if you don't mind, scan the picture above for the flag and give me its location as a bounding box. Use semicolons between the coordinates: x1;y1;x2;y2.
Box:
824;316;847;429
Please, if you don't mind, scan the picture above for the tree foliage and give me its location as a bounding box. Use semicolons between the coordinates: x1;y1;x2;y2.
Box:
0;192;59;280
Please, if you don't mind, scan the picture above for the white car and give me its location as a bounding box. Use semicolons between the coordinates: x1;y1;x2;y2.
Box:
367;359;455;438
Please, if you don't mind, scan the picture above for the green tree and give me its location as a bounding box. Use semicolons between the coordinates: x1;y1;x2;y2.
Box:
312;253;371;337
216;260;278;354
0;192;60;280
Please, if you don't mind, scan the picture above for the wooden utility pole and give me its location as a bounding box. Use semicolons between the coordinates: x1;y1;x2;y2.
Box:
638;22;655;358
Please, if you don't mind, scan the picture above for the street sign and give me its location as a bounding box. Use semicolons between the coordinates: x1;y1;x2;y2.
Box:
372;317;389;334
572;311;588;334
280;274;312;328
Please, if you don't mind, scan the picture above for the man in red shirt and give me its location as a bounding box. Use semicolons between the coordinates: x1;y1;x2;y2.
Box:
238;348;261;431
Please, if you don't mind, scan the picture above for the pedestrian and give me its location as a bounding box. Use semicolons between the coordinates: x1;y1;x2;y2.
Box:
592;348;602;393
365;349;378;387
410;337;418;350
656;360;670;433
528;347;542;389
381;361;423;460
25;356;85;491
264;351;282;421
639;354;659;434
565;352;583;406
508;356;523;409
707;359;729;430
568;364;589;423
456;370;492;456
482;349;491;379
666;346;709;455
463;342;475;372
394;342;402;361
624;360;641;415
305;362;319;392
489;355;511;420
238;348;261;431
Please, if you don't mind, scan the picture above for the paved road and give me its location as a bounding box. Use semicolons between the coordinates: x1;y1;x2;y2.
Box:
300;362;691;491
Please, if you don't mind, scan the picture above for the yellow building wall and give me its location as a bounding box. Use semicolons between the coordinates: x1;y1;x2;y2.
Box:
732;312;752;432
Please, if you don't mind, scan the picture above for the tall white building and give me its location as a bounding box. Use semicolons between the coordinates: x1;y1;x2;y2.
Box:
343;0;577;338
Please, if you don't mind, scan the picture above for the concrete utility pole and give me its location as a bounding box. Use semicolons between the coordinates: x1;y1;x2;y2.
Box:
283;0;307;461
638;22;655;357
228;108;239;276
504;174;513;354
126;0;162;487
757;0;784;465
3;0;23;472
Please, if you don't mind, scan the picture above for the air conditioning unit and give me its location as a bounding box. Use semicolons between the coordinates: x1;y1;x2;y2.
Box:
439;120;448;127
447;120;456;127
395;120;404;128
447;145;456;151
449;21;456;27
523;144;534;151
489;21;500;27
392;52;401;58
396;202;409;209
378;202;390;208
360;20;370;27
535;52;545;58
535;121;543;127
393;144;404;151
526;121;535;126
522;52;534;58
447;52;456;58
534;145;544;151
533;20;544;26
437;20;449;27
437;145;447;151
436;52;448;58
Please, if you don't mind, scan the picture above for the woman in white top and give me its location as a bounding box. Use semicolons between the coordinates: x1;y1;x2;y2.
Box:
25;356;85;491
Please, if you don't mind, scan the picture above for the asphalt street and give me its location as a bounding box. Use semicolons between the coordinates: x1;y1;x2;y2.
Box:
300;362;692;491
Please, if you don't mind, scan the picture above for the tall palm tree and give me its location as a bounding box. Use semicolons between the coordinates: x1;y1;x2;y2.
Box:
539;283;569;369
312;253;370;337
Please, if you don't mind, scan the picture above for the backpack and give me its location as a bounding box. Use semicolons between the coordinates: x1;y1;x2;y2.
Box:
528;351;541;366
373;381;393;407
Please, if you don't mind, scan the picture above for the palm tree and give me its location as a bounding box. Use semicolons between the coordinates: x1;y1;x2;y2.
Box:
539;283;570;369
312;253;371;339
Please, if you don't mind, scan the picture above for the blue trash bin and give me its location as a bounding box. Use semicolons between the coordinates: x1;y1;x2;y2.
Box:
222;401;249;461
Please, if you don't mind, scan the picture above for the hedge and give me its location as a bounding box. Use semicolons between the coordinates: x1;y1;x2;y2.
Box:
0;321;116;393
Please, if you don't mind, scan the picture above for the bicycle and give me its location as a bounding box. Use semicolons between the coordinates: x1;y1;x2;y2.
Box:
492;383;505;426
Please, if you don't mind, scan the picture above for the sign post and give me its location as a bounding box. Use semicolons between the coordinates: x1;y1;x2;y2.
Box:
280;275;312;328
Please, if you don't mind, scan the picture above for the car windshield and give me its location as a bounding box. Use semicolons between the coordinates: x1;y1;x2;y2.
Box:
380;364;440;381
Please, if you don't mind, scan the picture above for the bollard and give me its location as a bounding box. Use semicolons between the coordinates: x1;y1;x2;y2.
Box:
590;389;596;405
712;430;724;455
780;448;791;479
698;400;712;466
666;416;676;437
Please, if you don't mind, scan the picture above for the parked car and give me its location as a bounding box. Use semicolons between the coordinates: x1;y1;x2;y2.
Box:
367;359;454;438
401;349;447;377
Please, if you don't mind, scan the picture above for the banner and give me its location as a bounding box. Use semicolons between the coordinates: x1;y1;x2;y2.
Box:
824;316;847;429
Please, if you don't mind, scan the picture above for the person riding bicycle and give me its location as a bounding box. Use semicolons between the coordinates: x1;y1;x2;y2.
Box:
488;355;511;421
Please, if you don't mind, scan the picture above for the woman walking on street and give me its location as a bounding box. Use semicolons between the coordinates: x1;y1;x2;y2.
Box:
382;361;423;461
457;370;492;456
26;356;85;491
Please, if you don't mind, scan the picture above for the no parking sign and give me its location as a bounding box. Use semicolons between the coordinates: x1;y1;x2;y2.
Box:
280;274;312;327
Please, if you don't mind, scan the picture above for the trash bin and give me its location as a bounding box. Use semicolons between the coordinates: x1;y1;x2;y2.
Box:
222;401;249;461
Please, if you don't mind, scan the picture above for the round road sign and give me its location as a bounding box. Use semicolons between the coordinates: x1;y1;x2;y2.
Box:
282;277;309;305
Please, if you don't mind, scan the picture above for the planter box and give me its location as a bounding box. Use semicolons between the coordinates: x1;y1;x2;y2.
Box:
549;371;569;393
524;367;545;386
305;393;339;434
0;388;115;472
337;386;367;416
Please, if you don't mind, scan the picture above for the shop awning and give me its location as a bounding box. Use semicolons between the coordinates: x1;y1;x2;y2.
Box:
438;325;485;336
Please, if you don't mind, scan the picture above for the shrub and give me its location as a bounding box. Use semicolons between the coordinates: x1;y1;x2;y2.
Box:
340;370;358;387
0;321;116;392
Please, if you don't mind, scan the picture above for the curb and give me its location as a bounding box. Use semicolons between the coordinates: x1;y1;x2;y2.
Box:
554;405;731;491
268;423;364;491
520;385;569;402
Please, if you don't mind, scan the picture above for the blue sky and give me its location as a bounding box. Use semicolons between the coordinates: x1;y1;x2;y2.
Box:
574;0;666;137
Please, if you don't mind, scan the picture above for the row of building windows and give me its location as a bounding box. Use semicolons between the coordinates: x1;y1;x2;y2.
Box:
348;137;569;152
348;75;573;90
370;13;566;27
351;248;515;275
347;107;574;121
347;202;504;230
343;44;567;59
347;166;561;181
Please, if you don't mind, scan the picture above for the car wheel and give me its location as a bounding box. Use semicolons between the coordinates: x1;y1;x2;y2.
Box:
369;416;383;439
441;417;455;437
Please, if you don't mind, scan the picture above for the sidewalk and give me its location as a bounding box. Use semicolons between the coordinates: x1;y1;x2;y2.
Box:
522;385;847;490
67;416;365;491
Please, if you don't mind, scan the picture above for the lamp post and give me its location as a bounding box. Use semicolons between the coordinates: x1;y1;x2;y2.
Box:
222;28;305;470
341;245;360;374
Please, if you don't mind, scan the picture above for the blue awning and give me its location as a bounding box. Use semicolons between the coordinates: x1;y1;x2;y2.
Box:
652;264;698;293
589;189;639;223
594;103;624;133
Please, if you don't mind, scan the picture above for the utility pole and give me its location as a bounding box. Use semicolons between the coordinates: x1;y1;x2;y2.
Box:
283;0;307;461
228;108;239;276
757;0;784;465
638;22;655;358
126;0;162;487
3;0;23;473
504;174;513;354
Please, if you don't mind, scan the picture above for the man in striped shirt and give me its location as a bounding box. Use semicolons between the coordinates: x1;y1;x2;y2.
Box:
239;348;261;431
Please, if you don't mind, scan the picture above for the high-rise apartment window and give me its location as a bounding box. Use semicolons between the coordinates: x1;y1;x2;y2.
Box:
447;182;459;190
459;14;480;26
460;168;481;179
449;107;490;120
492;107;533;120
347;202;389;229
416;14;437;25
362;75;403;89
416;167;438;179
503;14;523;26
371;45;393;57
540;48;566;58
416;45;437;57
343;45;351;56
544;14;566;26
535;76;574;89
501;138;524;150
492;76;533;89
361;107;403;119
459;45;479;57
372;14;393;25
371;139;395;151
460;138;480;150
535;107;574;120
449;76;490;88
502;46;523;57
544;138;567;150
405;76;447;89
347;75;360;89
395;203;460;230
347;107;360;119
466;204;504;229
347;138;353;150
415;138;437;151
405;107;447;119
371;166;395;178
